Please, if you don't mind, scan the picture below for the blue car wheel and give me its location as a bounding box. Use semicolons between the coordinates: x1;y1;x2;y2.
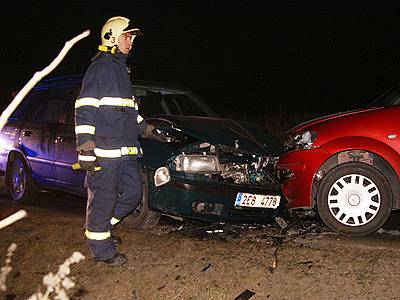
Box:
8;155;40;203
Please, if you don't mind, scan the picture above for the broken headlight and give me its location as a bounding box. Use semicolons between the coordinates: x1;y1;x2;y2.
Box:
285;130;317;150
175;154;221;174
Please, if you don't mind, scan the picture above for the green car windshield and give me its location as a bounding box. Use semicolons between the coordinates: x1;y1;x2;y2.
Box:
134;87;218;118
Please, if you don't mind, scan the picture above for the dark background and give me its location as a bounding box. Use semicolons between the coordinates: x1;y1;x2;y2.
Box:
2;1;400;116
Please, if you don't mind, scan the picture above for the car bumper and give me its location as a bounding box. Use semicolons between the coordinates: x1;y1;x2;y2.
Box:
148;173;286;223
277;147;330;209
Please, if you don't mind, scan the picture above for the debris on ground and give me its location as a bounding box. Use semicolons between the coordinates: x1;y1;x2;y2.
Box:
377;228;400;236
3;195;400;299
151;211;326;273
299;260;313;269
201;262;212;272
274;216;288;230
234;289;256;300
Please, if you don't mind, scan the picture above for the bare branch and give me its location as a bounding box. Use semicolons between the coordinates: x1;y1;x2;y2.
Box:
0;30;90;132
0;210;28;230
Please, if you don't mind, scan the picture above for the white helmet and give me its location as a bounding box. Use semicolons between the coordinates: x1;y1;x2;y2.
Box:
100;16;142;47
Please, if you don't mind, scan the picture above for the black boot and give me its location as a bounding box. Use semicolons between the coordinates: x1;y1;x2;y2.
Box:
96;252;128;267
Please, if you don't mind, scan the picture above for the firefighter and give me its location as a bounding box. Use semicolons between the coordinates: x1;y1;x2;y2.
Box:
75;16;153;267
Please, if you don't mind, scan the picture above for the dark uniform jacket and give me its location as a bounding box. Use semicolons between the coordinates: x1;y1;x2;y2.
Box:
75;51;146;160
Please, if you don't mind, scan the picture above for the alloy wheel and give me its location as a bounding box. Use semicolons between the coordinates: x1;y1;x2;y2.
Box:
11;158;27;201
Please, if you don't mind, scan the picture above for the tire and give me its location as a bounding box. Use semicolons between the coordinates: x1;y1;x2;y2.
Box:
317;162;392;236
122;170;161;229
8;155;40;204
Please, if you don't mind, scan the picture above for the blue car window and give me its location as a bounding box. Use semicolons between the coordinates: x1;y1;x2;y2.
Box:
9;90;45;121
31;87;73;124
63;85;82;125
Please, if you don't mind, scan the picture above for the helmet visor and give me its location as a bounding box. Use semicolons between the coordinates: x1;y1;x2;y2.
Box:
123;23;143;36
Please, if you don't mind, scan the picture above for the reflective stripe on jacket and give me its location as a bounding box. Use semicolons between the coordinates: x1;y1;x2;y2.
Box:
74;51;147;159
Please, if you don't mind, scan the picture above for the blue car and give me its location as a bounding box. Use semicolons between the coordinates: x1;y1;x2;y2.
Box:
0;76;285;228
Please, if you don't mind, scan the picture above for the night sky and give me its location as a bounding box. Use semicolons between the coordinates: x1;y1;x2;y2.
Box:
2;1;400;115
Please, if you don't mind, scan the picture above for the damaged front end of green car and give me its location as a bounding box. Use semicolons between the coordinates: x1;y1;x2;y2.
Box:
126;115;287;226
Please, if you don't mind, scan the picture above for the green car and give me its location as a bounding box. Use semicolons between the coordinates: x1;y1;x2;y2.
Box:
0;76;285;228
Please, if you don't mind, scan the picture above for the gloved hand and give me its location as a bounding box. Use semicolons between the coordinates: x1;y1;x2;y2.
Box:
143;124;169;143
142;124;155;138
78;150;101;176
150;129;169;143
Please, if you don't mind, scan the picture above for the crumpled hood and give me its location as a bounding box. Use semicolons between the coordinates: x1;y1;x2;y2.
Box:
151;115;283;155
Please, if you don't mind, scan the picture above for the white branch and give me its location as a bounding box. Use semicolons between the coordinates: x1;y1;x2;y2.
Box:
0;30;90;132
0;210;28;230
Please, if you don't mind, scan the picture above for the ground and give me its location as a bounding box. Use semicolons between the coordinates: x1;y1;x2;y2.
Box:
1;189;400;300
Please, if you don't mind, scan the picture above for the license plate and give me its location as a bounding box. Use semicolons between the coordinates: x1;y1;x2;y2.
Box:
234;192;281;209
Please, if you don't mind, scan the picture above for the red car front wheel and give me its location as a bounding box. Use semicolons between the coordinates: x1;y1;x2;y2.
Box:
317;162;392;236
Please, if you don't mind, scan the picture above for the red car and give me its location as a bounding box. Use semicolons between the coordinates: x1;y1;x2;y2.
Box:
277;85;400;235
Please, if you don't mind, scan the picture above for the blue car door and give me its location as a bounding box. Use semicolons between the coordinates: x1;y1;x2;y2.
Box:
54;85;86;195
19;87;70;183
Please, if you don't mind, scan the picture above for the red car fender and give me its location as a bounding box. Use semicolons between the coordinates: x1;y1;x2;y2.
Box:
321;136;400;179
278;148;331;209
